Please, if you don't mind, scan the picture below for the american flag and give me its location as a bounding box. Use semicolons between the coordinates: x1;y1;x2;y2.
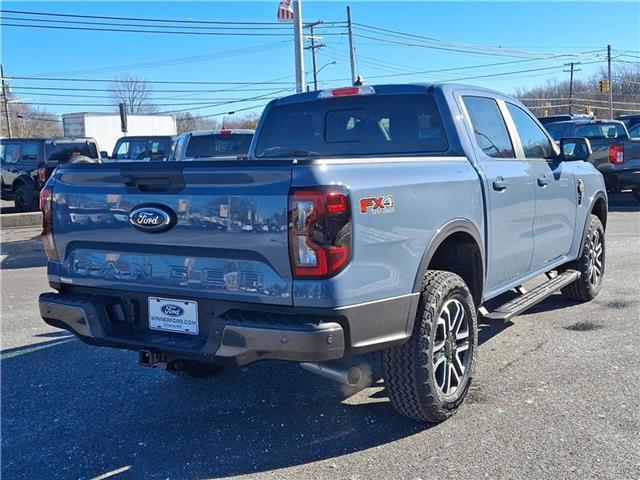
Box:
277;0;294;22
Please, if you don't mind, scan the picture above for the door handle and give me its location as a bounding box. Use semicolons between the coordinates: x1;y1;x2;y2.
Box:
537;176;549;187
492;177;508;191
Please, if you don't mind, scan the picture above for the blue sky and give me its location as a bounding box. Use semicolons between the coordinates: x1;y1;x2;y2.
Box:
2;1;639;118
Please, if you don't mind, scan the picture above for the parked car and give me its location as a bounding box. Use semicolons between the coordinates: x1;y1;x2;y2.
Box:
171;129;254;161
108;135;175;162
1;137;100;211
39;84;607;422
543;119;640;200
616;114;640;132
538;113;595;125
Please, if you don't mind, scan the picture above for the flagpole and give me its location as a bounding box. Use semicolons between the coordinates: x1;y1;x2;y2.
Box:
293;0;305;93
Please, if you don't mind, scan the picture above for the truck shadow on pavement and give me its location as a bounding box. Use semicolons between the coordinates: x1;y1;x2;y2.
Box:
1;315;513;480
0;234;47;270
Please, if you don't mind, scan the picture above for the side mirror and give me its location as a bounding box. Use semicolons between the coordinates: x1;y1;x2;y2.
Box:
560;137;592;162
100;151;109;159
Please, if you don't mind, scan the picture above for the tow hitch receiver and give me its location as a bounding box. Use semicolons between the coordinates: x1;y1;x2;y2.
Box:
138;350;167;367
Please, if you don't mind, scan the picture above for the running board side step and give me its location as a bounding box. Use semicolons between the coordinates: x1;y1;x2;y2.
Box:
484;270;580;320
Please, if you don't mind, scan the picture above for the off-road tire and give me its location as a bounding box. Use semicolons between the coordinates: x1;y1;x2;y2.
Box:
166;359;225;379
561;214;605;302
382;270;478;423
14;186;37;212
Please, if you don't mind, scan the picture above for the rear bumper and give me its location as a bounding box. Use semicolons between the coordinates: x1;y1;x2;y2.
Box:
602;168;640;191
39;289;418;367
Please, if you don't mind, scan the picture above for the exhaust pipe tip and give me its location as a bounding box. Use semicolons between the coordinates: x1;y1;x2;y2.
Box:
345;366;363;387
301;361;364;387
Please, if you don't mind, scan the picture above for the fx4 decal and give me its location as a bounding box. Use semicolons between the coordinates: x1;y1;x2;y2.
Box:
360;195;395;214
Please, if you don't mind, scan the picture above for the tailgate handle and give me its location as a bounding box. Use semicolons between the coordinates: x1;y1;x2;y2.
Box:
125;177;172;192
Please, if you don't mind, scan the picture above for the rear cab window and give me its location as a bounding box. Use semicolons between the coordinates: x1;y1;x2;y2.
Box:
185;134;253;159
573;123;627;139
254;93;448;158
46;142;99;164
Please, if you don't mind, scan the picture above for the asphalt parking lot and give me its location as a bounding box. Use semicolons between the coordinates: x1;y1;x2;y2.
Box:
1;195;639;480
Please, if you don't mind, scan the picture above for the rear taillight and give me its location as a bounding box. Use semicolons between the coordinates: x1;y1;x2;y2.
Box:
37;167;48;185
289;188;352;278
39;187;59;260
609;144;624;165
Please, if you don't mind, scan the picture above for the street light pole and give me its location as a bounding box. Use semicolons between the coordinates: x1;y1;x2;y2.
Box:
347;6;357;85
1;64;13;138
607;44;613;119
293;0;305;93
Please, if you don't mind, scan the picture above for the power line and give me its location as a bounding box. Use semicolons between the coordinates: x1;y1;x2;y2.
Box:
1;75;294;85
0;9;296;25
22;41;292;77
7;85;288;93
0;22;347;37
352;23;602;60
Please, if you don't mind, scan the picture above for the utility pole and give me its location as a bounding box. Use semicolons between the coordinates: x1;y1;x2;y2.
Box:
293;0;305;93
563;62;581;115
304;23;324;91
607;44;613;118
1;64;13;138
346;6;357;85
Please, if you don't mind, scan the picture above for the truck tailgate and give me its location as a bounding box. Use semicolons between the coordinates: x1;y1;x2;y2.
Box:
49;163;293;305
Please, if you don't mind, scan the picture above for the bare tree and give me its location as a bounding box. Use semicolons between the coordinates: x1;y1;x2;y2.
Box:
108;74;157;114
516;64;640;119
1;86;62;137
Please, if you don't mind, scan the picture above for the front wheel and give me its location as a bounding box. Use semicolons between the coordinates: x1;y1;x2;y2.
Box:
561;214;605;301
383;270;478;423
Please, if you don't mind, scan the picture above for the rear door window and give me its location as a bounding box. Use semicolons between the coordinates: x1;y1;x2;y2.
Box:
255;94;448;158
463;96;514;159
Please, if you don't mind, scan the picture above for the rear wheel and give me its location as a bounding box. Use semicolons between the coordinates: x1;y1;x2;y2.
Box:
383;270;478;422
14;186;37;212
561;214;605;301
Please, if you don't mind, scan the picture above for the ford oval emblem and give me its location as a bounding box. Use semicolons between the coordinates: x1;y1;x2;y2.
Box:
129;205;174;233
161;304;184;316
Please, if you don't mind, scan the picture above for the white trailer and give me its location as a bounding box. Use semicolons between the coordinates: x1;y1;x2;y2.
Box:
62;112;176;155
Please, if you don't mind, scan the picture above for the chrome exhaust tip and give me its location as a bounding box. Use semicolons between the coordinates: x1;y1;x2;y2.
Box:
300;361;363;387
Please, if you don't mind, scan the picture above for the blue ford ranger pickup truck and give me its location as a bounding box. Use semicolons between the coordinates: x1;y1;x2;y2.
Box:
38;84;607;422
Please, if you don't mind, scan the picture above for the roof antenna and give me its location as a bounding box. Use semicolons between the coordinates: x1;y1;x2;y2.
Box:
353;75;366;86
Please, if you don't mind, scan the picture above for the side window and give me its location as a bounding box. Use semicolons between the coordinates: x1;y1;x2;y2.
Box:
463;96;514;159
507;104;554;159
3;144;20;164
129;140;148;160
115;141;130;160
21;142;40;162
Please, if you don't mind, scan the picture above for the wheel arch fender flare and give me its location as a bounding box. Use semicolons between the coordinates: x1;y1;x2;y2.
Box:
412;218;485;294
12;174;38;193
578;191;608;257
